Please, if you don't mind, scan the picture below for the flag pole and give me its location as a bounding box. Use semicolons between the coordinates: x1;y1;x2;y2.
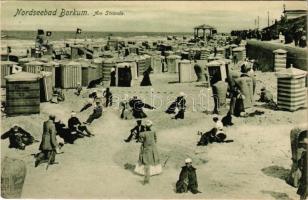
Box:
74;30;77;45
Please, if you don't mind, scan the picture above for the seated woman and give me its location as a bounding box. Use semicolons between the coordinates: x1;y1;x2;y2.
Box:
129;96;155;119
176;158;201;194
1;124;37;150
197;116;227;146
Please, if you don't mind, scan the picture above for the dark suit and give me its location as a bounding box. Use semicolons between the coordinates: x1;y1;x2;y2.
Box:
103;91;113;107
68;117;92;136
125;125;145;142
39;120;58;151
35;120;58;167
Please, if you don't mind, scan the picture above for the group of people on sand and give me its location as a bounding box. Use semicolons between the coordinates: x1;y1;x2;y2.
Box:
34;84;117;167
2;84;115;168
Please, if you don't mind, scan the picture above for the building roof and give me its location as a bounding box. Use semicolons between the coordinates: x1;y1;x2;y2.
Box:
194;24;216;30
276;66;307;78
283;10;307;13
1;61;18;65
5;72;41;82
273;49;287;54
25;61;44;65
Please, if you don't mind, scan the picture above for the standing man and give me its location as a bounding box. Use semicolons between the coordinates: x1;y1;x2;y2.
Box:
85;101;103;125
124;120;145;143
35;115;58;167
110;67;116;87
103;87;113;107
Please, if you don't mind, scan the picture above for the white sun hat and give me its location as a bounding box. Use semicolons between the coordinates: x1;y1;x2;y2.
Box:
185;158;192;163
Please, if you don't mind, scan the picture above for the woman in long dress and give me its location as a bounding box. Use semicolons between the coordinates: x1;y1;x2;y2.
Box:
140;67;153;86
134;120;162;184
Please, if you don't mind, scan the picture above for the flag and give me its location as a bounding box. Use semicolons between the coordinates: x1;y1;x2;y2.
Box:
38;29;44;35
46;31;52;36
76;28;82;34
7;46;11;53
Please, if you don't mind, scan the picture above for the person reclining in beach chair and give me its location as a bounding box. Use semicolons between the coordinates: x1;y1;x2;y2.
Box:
51;88;65;104
74;82;82;96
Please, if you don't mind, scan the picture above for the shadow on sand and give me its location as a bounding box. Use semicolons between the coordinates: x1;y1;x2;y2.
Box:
261;165;290;181
168;81;179;84
261;190;292;200
124;163;136;174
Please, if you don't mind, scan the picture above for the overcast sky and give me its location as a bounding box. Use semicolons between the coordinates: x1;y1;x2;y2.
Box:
1;1;306;32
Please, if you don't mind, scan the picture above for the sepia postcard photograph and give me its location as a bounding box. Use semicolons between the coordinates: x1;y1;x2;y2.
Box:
0;1;307;199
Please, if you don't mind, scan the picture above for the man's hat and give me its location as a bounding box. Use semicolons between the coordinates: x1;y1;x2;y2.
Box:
185;158;192;163
71;111;77;116
261;87;266;91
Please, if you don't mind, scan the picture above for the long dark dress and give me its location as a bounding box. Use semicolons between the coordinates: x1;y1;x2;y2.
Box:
140;70;152;86
234;93;245;117
129;99;154;119
110;71;116;86
175;97;186;119
165;102;177;114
